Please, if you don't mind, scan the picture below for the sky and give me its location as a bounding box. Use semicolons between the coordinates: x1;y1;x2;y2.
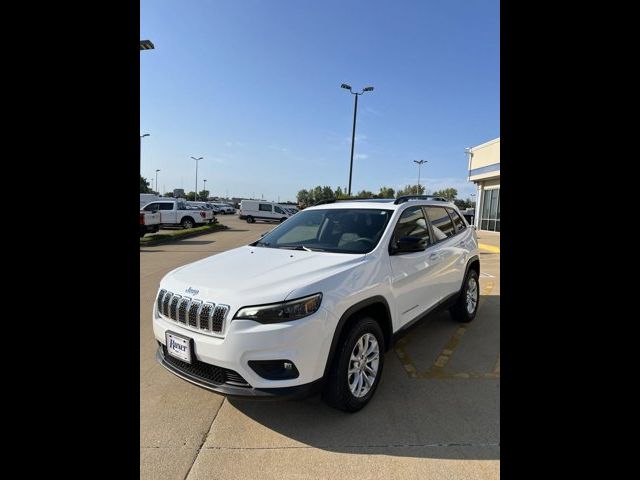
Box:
141;0;499;202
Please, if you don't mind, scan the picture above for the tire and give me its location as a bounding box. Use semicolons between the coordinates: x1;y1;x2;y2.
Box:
181;217;195;229
322;316;385;412
247;216;255;223
449;269;479;323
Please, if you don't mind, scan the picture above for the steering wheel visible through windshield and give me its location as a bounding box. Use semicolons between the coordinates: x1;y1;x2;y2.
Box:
254;208;393;254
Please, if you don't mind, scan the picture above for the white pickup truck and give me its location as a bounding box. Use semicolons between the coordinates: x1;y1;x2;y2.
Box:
141;199;211;229
140;211;161;237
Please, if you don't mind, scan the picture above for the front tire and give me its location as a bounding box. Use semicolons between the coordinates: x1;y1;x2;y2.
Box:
450;269;479;323
322;317;385;412
247;216;255;223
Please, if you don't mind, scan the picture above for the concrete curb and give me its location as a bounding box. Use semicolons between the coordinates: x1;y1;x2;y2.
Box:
140;224;229;247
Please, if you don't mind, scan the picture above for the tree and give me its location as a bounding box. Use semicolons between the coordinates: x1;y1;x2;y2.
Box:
379;186;395;198
163;191;175;198
198;190;210;201
334;186;346;199
140;175;152;193
297;189;311;207
396;184;425;197
432;188;458;200
356;190;375;198
185;191;197;201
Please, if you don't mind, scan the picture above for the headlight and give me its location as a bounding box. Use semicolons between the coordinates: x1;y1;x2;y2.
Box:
234;293;322;324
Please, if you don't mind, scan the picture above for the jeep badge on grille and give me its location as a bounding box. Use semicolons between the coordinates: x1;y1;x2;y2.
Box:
185;287;199;295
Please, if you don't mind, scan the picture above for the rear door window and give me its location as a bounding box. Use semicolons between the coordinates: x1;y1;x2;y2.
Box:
446;208;466;233
425;206;456;241
159;202;174;211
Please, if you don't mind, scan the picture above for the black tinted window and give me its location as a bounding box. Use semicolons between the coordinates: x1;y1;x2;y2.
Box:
425;206;456;240
259;204;272;212
391;206;431;249
159;203;174;211
143;203;157;212
447;208;466;233
274;206;284;214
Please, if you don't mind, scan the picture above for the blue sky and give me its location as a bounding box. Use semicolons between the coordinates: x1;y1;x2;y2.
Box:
141;0;499;201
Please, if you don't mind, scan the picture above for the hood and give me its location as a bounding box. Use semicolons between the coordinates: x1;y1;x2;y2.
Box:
161;245;366;309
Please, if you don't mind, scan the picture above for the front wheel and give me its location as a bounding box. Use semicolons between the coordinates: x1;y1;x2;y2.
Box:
246;216;255;223
322;317;385;412
449;269;479;323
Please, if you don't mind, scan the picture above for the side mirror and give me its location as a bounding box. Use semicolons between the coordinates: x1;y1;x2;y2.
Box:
391;236;426;254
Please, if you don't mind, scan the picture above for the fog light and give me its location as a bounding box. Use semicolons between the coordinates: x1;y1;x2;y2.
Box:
248;360;299;380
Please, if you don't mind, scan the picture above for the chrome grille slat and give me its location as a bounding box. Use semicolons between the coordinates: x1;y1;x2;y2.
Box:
156;289;230;336
188;300;202;328
169;295;181;320
162;292;173;317
178;297;191;324
212;305;229;333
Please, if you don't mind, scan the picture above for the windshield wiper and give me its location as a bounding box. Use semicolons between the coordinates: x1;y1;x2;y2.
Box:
281;245;325;252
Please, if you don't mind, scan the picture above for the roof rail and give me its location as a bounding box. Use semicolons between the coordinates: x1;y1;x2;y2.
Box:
394;195;450;205
312;198;337;206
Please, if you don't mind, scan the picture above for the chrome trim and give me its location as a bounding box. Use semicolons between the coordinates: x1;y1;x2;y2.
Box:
156;289;231;337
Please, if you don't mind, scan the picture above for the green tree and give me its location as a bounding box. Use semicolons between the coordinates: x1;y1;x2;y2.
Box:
356;190;375;198
379;186;395;198
396;184;426;197
432;188;458;200
163;191;175;198
334;186;345;198
297;189;310;207
140;175;152;193
185;191;197;201
198;190;210;201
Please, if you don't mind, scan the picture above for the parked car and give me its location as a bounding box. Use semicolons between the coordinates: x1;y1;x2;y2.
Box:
153;196;480;412
140;211;160;237
212;203;236;215
238;200;292;223
141;199;210;229
188;201;222;215
185;204;216;223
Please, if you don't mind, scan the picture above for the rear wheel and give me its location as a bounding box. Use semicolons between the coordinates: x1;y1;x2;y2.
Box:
247;216;255;223
450;269;479;323
322;317;385;412
181;217;195;229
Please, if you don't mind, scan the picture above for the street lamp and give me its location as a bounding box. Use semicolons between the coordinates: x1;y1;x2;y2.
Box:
191;156;203;200
140;134;150;178
155;169;160;195
140;40;155;50
413;160;427;194
341;83;374;196
203;179;207;200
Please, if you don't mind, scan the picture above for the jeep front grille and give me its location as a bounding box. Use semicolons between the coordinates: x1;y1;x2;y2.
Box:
156;290;229;335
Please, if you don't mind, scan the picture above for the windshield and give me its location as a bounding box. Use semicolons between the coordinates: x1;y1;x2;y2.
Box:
254;208;393;254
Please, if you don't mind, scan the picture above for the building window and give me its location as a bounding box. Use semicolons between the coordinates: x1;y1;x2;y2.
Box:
480;188;500;232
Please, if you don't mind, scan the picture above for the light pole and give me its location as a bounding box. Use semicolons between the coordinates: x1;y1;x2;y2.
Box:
203;179;207;200
413;160;427;194
341;83;374;196
140;134;150;175
155;169;160;195
191;156;203;200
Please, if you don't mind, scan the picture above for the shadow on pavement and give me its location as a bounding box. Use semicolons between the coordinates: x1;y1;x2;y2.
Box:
227;294;500;461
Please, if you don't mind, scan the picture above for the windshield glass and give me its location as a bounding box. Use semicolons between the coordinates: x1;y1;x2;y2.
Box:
254;208;393;254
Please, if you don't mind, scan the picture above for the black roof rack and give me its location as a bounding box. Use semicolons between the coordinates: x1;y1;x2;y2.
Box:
312;197;395;206
394;195;449;205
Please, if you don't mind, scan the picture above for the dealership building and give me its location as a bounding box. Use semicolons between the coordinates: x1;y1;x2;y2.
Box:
468;137;500;232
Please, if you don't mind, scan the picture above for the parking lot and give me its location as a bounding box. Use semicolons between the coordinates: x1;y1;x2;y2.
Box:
140;215;500;479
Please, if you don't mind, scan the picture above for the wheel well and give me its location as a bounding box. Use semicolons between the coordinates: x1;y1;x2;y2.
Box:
339;301;393;353
181;216;194;224
467;258;480;276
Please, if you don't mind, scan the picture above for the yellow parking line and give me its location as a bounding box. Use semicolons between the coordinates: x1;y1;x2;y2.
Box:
478;243;500;254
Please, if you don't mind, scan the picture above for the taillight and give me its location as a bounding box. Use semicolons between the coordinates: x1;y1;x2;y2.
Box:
200;212;206;218
140;213;145;225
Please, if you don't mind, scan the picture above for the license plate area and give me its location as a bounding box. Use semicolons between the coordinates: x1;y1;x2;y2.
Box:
165;331;192;364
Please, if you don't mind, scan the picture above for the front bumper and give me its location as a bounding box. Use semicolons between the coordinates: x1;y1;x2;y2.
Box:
152;306;336;390
156;347;322;399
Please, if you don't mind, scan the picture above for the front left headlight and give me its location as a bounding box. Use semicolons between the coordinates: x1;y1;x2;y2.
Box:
233;293;322;324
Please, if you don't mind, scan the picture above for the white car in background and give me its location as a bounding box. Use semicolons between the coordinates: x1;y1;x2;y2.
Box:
153;196;480;411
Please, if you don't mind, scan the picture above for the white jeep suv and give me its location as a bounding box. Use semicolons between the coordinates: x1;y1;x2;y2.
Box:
153;196;480;412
